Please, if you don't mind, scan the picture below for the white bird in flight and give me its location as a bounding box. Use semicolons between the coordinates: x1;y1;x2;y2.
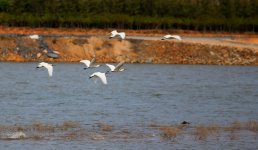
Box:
161;35;182;41
109;30;126;40
36;62;53;77
106;61;125;73
89;72;107;85
80;58;100;69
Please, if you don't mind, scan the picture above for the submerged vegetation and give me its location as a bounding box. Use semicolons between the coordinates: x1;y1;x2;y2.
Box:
0;0;258;32
0;120;258;141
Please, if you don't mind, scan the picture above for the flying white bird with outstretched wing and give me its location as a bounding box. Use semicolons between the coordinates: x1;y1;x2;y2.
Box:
106;61;125;73
161;35;182;41
89;72;107;85
36;62;53;77
80;58;100;69
109;30;126;40
80;59;91;69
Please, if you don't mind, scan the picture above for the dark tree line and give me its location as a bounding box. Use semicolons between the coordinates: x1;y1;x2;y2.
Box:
0;0;258;32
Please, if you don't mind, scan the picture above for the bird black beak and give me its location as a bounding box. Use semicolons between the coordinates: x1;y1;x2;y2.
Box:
84;68;87;70
109;37;112;39
36;67;40;69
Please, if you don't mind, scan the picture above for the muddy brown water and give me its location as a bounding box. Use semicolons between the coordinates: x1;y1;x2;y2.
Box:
0;63;258;149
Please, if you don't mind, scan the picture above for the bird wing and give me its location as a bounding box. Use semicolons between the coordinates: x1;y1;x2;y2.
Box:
110;30;117;38
90;57;96;66
114;61;125;71
45;64;53;77
37;62;46;68
106;64;115;71
164;35;171;39
119;32;126;39
37;62;53;77
80;60;90;67
91;72;107;85
96;72;107;85
90;57;96;64
170;35;182;40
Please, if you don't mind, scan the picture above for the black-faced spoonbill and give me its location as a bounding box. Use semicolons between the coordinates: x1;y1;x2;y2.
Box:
89;72;107;85
29;34;40;40
80;58;100;69
109;30;126;40
106;61;125;73
161;35;182;41
36;62;53;77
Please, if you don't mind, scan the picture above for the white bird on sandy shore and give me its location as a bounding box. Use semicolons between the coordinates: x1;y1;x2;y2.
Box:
89;72;107;85
161;35;182;41
80;58;100;69
29;34;40;40
106;61;125;73
109;30;126;40
36;62;53;77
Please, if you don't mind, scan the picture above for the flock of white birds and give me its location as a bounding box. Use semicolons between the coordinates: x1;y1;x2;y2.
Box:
2;31;182;140
36;59;125;85
36;30;181;85
107;30;182;41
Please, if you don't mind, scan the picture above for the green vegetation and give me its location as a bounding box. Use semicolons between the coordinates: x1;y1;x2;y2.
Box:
0;0;258;32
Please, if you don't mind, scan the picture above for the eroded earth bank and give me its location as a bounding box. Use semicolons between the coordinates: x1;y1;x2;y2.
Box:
0;28;258;65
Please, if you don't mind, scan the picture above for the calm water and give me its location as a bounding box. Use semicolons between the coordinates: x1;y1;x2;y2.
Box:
0;62;258;149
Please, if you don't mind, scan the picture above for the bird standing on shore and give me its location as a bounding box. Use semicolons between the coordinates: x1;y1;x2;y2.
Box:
29;34;40;40
109;30;126;40
161;35;182;41
36;62;53;77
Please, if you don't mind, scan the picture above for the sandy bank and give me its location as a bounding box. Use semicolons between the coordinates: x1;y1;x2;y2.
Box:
0;27;258;65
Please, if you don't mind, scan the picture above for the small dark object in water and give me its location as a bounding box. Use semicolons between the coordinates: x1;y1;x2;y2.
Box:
181;121;190;125
47;52;59;59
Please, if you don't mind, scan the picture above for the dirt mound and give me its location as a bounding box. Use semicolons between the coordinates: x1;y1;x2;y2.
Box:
44;36;134;62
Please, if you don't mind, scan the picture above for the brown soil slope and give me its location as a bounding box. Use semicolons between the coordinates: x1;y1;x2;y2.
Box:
0;27;258;65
